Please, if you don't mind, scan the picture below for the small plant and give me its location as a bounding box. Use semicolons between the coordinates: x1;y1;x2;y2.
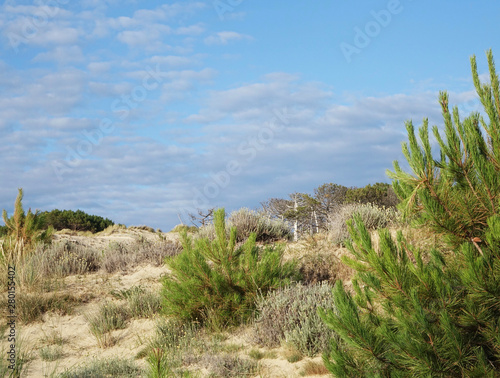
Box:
112;285;162;318
86;301;131;348
253;282;337;356
147;347;170;378
283;345;303;363
39;345;63;361
162;208;300;330
248;349;265;360
145;319;204;375
41;329;65;346
202;353;258;377
300;361;329;376
59;358;144;377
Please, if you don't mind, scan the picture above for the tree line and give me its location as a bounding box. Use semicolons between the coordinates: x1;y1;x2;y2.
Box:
0;207;114;236
260;182;399;239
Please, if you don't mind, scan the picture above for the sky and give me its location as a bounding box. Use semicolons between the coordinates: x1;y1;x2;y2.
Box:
1;0;500;230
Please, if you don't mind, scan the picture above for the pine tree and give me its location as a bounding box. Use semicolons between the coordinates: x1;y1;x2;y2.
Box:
320;50;500;377
162;208;299;330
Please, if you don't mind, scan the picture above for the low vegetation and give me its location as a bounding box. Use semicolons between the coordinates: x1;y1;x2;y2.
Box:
2;50;498;377
253;282;338;356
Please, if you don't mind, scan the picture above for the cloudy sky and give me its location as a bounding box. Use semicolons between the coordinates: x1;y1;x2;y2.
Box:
1;0;499;230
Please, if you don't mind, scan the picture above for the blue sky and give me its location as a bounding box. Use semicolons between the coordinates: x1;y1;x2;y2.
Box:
1;0;499;230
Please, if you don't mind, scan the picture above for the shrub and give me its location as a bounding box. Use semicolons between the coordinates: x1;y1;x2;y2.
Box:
299;252;339;285
37;240;101;277
328;202;399;244
197;208;292;242
201;353;258;377
162;208;300;330
320;50;500;376
253;282;337;356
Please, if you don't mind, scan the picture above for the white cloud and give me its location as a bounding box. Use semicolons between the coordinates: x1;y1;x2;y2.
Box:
32;45;84;64
204;31;253;45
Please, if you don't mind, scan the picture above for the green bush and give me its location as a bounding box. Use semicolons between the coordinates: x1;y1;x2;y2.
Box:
253;282;338;356
197;207;292;242
328;202;399;244
162;208;300;330
320;50;500;377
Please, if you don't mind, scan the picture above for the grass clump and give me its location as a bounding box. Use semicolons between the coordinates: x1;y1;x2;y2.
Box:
162;208;300;330
0;337;33;377
111;285;162;318
253;282;337;356
86;301;131;348
300;361;329;376
59;357;144;377
39;345;63;361
0;292;84;323
145;319;204;377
